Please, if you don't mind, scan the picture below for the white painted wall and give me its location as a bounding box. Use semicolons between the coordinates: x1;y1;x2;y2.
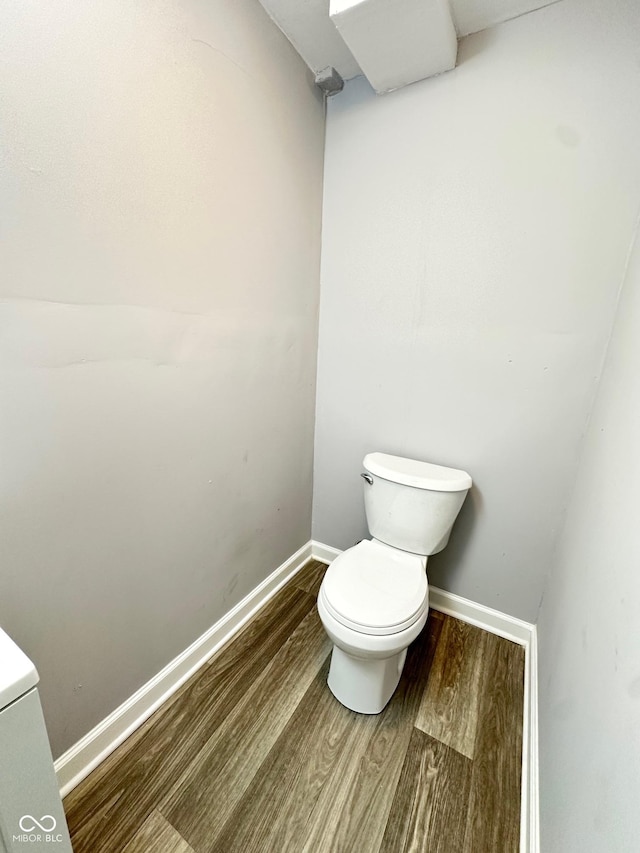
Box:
0;0;324;757
450;0;561;37
313;0;640;621
537;216;640;851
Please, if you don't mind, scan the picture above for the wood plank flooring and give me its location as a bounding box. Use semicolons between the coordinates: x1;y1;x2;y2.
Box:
64;560;524;853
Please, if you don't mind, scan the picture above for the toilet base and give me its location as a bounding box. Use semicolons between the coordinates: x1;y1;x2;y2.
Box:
327;645;408;714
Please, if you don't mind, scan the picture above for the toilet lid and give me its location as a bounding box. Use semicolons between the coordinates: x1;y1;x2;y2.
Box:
321;540;428;636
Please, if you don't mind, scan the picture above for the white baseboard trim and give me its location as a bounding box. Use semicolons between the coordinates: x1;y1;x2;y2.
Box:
54;541;313;798
427;586;534;646
523;625;539;853
310;540;342;564
310;541;539;853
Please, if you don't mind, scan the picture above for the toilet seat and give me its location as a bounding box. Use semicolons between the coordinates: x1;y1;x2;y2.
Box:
320;540;428;636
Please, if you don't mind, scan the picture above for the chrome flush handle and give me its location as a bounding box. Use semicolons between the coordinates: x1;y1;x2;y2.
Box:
361;473;373;485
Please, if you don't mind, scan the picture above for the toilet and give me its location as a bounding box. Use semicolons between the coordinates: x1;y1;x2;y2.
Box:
318;451;472;714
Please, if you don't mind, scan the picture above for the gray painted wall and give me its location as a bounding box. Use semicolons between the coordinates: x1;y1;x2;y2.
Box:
0;0;324;757
537;224;640;848
312;0;640;621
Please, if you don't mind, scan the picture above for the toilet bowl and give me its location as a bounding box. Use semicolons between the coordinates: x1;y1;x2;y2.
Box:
318;452;471;714
318;539;429;713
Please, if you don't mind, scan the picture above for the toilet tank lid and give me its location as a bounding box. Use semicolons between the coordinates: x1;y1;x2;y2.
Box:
363;452;472;492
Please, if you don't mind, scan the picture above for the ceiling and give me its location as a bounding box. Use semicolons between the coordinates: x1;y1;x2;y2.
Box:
258;0;562;93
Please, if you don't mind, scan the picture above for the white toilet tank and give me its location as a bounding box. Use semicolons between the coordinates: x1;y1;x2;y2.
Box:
362;452;472;556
